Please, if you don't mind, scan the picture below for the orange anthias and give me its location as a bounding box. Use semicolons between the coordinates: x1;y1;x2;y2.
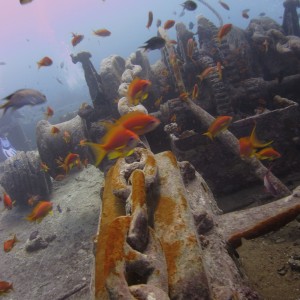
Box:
127;78;151;106
163;19;175;30
217;23;232;42
84;125;139;167
71;33;84;47
57;153;80;174
239;123;273;158
116;111;160;135
93;29;111;37
4;234;18;252
255;147;281;161
3;193;13;210
37;56;53;69
26;201;53;223
0;281;13;294
203;116;233;140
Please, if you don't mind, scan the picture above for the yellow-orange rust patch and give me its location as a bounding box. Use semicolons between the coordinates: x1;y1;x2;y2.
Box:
161;240;182;281
163;151;178;168
155;196;176;226
131;169;146;210
95;216;131;296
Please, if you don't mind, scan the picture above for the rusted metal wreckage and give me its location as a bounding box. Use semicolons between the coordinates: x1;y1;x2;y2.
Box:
0;1;300;299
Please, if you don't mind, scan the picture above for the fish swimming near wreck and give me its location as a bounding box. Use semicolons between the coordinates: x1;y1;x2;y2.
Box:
203;116;232;140
83;125;140;166
26;201;53;223
139;36;166;51
0;281;13;294
127;77;151;106
4;234;18;252
0;89;46;115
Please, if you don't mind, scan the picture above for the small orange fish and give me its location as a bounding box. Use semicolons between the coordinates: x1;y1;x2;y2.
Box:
56;153;80;174
51;126;60;135
146;11;153;29
170;114;177;122
37;56;53;69
115;111;161;135
27;194;41;206
78;139;87;147
255;147;281;161
127;77;151;106
26;201;53;223
40;162;50;172
218;0;230;10
191;84;199;100
84;125;139;166
187;38;196;62
71;33;84;47
168;39;178;45
154;96;162;108
93;29;111;37
203;116;232;140
197;66;215;81
4;234;18;252
239;123;273;158
44;106;54;119
63;131;71;143
3;193;14;210
179;92;189;102
0;281;13;294
217;23;232;43
82;158;89;168
164;20;175;30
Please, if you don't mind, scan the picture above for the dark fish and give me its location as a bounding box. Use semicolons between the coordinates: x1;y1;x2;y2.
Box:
20;0;33;4
218;0;230;10
56;77;63;85
57;204;62;213
139;36;166;51
259;12;266;17
181;0;197;11
188;22;194;30
60;62;64;69
156;19;162;27
29;230;39;240
146;11;153;29
0;62;6;66
0;89;47;115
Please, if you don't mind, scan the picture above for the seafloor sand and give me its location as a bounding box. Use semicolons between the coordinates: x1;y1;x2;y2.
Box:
0;165;103;300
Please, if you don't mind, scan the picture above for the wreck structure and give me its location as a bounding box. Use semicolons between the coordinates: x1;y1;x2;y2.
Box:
0;0;300;299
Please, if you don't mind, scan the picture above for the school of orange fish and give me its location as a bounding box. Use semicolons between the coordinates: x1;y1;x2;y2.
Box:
0;0;273;294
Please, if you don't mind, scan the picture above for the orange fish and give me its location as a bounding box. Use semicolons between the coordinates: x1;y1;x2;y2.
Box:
37;56;53;69
54;174;66;181
203;116;232;140
168;39;178;45
146;11;153;29
191;84;199;100
154;96;162;108
187;38;196;62
163;20;175;30
78;139;87;147
26;201;53;223
115;111;161;135
84;125;139;167
93;29;111;37
127;77;151;106
3;193;14;210
179;92;189;102
217;23;232;43
44;106;54;119
51;126;60;135
63;131;71;143
40;162;50;172
239;123;273;158
255;147;281;161
71;33;84;47
197;66;215;81
56;153;80;174
27;194;41;206
4;234;18;252
0;281;13;294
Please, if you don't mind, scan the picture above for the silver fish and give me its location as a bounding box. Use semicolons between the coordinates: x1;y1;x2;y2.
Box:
263;168;278;197
0;89;47;115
